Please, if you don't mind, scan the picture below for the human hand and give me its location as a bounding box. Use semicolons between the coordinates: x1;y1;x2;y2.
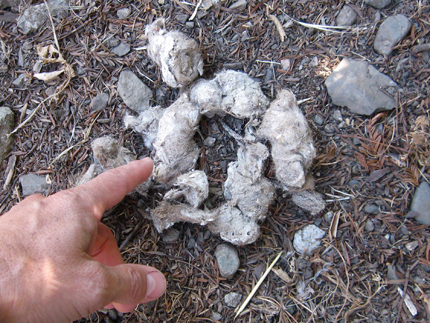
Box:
0;158;166;322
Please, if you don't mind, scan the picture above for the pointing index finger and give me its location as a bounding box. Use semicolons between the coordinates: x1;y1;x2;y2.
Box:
71;158;153;220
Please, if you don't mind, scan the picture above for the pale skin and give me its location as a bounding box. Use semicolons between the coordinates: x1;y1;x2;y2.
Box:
0;158;166;322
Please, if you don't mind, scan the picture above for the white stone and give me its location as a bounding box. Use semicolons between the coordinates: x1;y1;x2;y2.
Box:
293;224;326;254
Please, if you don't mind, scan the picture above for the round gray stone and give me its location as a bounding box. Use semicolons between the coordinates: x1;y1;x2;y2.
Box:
162;228;180;244
314;114;324;126
374;15;411;56
365;219;375;232
332;110;343;122
293;224;326;255
117;7;131;19
336;5;357;26
364;204;379;215
364;0;391;9
118;70;153;113
224;292;242;307
215;244;240;279
111;42;130;57
210;311;222;321
204;136;216;147
91;93;109;111
409;182;430;225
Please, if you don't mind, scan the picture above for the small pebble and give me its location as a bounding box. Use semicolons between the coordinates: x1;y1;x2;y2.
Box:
229;0;247;10
413;276;426;284
314;114;324;126
111;42;130;57
19;174;50;196
224;292;242;307
293;224;326;255
106;37;121;48
12;73;28;88
210;311;222;321
89;313;98;321
91;93;109;111
162;228;180;244
348;179;360;189
108;309;118;321
185;21;194;29
332;110;343;122
204;136;216;147
405;241;419;251
409;182;430;225
324;211;334;223
117;7;131;19
364;0;391;9
365;219;375;232
324;123;336;134
215;244;240;279
286;304;296;315
187;237;196;249
364;204;379;215
241;30;250;42
175;14;189;24
336;5;357;26
281;58;291;71
309;56;318;67
44;86;56;97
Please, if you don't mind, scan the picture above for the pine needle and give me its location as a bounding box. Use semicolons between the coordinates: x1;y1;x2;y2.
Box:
282;12;349;33
44;0;61;52
189;0;203;21
234;251;283;318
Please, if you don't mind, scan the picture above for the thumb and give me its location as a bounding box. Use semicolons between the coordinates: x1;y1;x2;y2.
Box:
105;264;166;310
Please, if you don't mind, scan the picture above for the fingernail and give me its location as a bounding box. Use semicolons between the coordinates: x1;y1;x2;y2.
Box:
145;271;166;299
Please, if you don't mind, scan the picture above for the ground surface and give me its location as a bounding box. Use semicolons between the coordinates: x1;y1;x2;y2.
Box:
1;0;430;322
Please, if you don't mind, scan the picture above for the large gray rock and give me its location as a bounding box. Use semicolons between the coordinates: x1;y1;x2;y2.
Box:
325;58;397;115
374;15;411;56
293;224;325;255
215;244;240;279
17;0;68;34
408;182;430;225
364;0;391;9
20;174;50;196
0;107;14;166
336;5;357;26
118;70;153;113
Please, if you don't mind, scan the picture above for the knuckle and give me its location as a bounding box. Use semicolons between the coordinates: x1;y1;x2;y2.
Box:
126;266;145;301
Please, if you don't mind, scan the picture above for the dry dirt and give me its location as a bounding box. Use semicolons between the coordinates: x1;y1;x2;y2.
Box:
1;0;430;322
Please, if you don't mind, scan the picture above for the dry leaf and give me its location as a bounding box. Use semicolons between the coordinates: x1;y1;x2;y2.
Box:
329;211;340;240
268;14;286;42
272;266;292;283
34;70;64;83
33;45;75;84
